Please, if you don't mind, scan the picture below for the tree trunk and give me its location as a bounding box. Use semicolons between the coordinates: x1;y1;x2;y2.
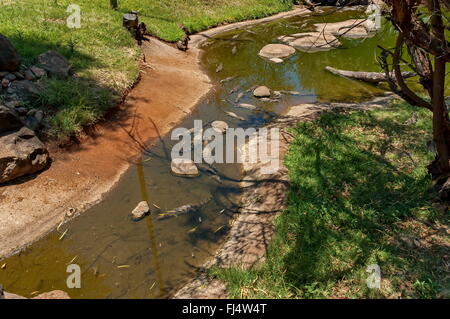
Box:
110;0;118;10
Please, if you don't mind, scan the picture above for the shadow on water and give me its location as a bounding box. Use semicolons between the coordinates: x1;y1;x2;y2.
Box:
0;7;401;298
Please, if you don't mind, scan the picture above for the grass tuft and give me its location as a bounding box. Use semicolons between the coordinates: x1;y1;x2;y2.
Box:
213;101;450;299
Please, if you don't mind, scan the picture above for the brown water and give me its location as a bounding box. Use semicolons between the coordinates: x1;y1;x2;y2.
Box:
0;7;403;299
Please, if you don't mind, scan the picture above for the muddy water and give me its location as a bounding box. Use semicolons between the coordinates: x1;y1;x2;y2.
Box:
0;8;397;298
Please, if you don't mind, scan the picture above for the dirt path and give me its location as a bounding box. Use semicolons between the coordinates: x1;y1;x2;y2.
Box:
0;40;211;259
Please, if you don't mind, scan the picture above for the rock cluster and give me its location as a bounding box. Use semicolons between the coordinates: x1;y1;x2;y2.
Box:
0;36;68;184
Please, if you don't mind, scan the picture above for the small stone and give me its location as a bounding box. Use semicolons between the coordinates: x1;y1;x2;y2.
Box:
269;58;284;63
30;66;47;78
131;201;150;221
258;44;296;59
171;158;199;177
24;69;36;81
1;78;9;88
211;120;229;134
253;86;271;98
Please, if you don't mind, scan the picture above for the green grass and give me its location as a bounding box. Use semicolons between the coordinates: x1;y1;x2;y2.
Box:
0;0;294;138
212;101;450;299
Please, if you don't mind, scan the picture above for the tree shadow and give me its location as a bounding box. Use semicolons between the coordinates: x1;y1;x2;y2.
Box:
277;109;448;297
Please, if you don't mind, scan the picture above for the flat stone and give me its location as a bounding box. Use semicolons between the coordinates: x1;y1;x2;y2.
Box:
36;51;71;79
211;120;229;134
253;86;271;98
171;158;199;177
258;44;296;59
131;201;150;221
0;34;20;72
6;80;43;101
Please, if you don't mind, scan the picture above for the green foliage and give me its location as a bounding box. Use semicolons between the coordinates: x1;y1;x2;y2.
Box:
213;102;450;298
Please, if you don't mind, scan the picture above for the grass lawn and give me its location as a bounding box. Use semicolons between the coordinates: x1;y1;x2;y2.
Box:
0;0;294;138
212;101;450;298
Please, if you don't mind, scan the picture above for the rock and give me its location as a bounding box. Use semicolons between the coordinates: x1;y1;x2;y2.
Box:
32;290;70;299
258;44;296;60
36;51;71;79
171;158;199;177
24;69;36;81
288;32;341;52
30;66;47;78
0;34;20;72
0;105;22;133
211;120;229;134
1;78;9;88
0;127;50;184
314;19;373;39
253;86;271;98
6;80;43;101
237;103;257;110
269;57;284;64
24;114;43;131
4;73;16;81
131;201;150;221
13;71;24;80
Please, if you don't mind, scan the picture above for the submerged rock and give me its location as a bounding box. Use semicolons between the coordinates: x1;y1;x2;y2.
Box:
131;201;150;221
258;44;296;59
0;105;22;133
0;127;50;184
253;86;271;98
171;158;199;177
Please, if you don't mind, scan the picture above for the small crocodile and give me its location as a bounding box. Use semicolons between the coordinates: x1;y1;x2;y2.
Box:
157;196;212;221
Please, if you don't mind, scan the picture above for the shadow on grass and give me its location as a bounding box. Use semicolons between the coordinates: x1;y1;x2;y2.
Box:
276;107;448;298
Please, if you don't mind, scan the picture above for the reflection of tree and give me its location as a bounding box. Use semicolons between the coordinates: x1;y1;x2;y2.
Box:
136;158;165;297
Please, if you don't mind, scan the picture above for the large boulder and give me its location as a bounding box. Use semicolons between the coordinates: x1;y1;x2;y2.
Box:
0;34;20;72
36;51;71;79
0;127;50;184
0;105;22;133
258;44;296;60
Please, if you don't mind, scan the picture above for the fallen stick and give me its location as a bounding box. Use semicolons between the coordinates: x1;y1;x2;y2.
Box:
325;66;415;84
